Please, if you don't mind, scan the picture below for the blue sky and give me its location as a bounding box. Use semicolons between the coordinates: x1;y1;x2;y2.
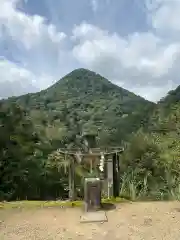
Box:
0;0;180;101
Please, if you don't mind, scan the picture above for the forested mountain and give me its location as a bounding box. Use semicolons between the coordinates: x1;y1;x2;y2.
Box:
159;85;180;107
1;68;180;202
3;68;154;147
121;86;180;200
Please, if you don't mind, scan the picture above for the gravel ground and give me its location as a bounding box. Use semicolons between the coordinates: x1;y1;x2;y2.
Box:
1;201;180;240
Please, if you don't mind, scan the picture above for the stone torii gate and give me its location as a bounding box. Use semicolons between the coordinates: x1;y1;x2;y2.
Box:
57;133;124;205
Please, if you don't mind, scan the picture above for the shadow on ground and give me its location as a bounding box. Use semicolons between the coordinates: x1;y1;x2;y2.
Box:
101;203;116;211
173;208;180;212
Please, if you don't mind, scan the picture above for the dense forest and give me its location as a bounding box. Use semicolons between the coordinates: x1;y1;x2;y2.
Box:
0;68;180;201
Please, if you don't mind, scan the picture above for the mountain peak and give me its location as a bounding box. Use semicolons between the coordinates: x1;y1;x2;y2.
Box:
3;68;154;147
38;68;149;105
69;68;94;74
62;68;102;81
48;67;111;92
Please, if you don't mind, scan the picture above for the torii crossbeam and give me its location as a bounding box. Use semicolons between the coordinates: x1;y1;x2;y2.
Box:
57;133;124;201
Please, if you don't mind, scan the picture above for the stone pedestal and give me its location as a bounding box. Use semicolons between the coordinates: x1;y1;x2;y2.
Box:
80;211;108;223
81;177;107;223
84;178;102;212
106;158;114;198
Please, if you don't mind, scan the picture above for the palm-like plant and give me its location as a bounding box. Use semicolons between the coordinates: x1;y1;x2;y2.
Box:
46;149;100;199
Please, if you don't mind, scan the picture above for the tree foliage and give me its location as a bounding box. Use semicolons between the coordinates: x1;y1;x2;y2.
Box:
1;68;180;201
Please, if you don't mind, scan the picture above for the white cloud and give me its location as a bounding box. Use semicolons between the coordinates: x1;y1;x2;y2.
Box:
150;0;180;33
0;58;56;98
71;0;180;101
72;14;180;100
130;81;174;102
0;57;34;84
0;0;66;50
0;58;37;98
0;0;180;101
0;0;74;98
72;23;179;79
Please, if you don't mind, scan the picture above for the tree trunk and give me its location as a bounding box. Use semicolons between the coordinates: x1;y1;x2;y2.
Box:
68;157;75;201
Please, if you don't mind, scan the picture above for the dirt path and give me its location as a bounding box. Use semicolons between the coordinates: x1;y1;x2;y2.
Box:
1;201;180;240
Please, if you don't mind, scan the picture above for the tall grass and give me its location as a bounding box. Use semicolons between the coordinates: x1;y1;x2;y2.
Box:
119;170;180;201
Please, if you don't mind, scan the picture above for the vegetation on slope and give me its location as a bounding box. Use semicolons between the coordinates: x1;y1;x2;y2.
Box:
120;93;180;200
1;68;180;202
5;68;154;147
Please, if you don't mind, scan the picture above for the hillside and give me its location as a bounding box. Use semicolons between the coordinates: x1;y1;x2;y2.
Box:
3;68;155;148
159;85;180;107
145;84;180;133
1;68;180;201
120;84;180;201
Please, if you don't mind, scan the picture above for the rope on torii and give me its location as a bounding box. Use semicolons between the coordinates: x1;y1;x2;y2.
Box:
99;152;105;172
56;145;124;200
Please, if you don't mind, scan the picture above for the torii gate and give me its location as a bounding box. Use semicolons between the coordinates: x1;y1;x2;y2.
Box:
58;133;124;202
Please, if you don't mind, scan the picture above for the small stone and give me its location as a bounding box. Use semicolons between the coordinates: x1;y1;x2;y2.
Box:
76;231;84;236
143;218;153;226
